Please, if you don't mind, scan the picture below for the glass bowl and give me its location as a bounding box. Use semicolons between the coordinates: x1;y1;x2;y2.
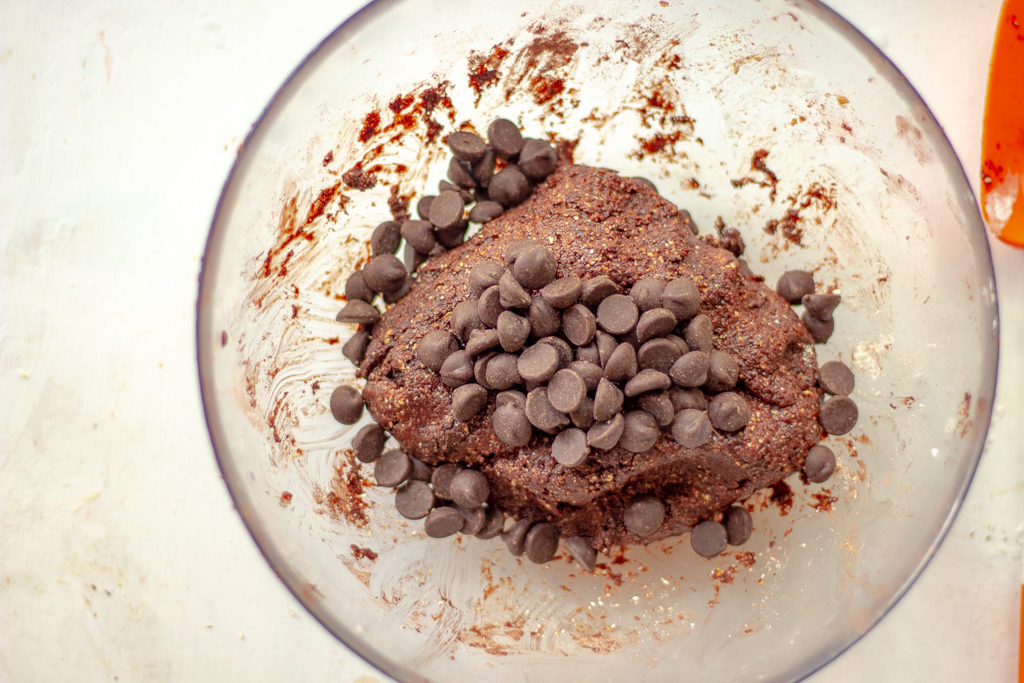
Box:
197;0;998;680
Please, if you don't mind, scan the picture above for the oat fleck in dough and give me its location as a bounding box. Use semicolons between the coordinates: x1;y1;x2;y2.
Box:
360;165;821;550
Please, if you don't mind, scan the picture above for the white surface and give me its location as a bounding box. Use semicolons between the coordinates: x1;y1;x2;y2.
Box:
1;1;1020;681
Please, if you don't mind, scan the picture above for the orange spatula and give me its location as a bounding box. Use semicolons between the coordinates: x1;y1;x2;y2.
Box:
981;0;1024;247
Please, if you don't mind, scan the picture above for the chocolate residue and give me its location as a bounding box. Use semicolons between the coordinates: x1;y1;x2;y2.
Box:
359;111;381;143
467;44;512;100
322;150;334;166
766;480;793;516
731;149;779;201
703;216;745;256
810;491;837;512
316;450;371;528
279;490;293;507
388;184;411;223
350;544;379;561
764;208;804;245
342;164;378;191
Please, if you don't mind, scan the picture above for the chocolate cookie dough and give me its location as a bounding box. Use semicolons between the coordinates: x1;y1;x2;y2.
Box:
358;164;822;551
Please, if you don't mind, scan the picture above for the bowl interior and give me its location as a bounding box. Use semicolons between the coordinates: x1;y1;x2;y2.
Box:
197;1;997;680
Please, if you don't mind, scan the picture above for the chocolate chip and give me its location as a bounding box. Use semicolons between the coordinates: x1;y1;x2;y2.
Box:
417;330;459;372
345;270;374;302
429;463;460;500
448;469;489;509
630;278;666;312
395;480;434;519
451;300;485;342
637;338;681;374
427;191;465;230
596;294;639;336
539;336;573;368
383;278;411;304
362;254;407;293
465;328;501;357
439;350;474;387
803;293;841;320
671;408;712;447
485;353;522;390
496;390;526;411
424;506;465;537
336;300;380;325
548;369;586;413
474;352;497;389
488;118;525;157
819;360;855;395
670;386;707;411
593;378;624;422
475;285;502;327
438;179;472;202
683;314;713;352
804;444;837;482
447;156;476;188
820;395;857;434
437;222;468;251
499;270;532;309
492;401;533;446
581;276;619;307
587;413;625;450
476;506;506;539
471;147;497;188
662;277;700;320
374;448;412;487
517;343;560;383
518;139;558;181
552;428;589;467
502;518;532;555
540;277;583;309
525;387;570;433
565;536;597;572
595;331;617;367
416;196;434;220
403;242;428;274
638;392;674;427
496;311;531;352
570;397;595;429
524;295;558;338
503;238;536;267
489;166;531;207
707;392;750;431
370;221;402;256
619;411;660;452
624;369;671;397
408;455;432;481
569;360;603;392
452;383;488;422
665;334;689;355
623;496;665;537
802;311;835;343
400;219;437;254
723;506;753;545
352;423;386;463
704;350;739;392
575;341;600;366
469;200;504;223
776;270;815;304
342;330;370;365
563;304;597;346
447;130;487;163
604;343;638;382
513;243;557;289
690;520;727;557
524;522;559;563
329;385;363;424
636;308;677;343
468;261;503;297
456;506;487;535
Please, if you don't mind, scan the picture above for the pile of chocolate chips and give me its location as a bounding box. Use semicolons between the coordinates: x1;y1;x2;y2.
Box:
327;117;859;569
417;242;753;468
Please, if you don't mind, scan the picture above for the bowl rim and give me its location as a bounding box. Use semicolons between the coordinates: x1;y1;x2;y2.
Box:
195;1;1000;681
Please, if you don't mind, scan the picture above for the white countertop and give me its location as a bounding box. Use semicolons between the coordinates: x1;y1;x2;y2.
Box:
2;1;1021;680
